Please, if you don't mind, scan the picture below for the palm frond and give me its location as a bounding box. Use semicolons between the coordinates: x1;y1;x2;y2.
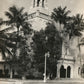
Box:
5;12;13;19
9;5;18;15
63;6;67;11
64;10;71;16
19;7;24;14
5;47;13;56
0;27;14;33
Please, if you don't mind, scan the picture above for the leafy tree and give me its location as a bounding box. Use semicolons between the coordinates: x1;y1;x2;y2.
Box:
45;23;62;78
32;23;62;78
32;30;46;74
16;37;32;79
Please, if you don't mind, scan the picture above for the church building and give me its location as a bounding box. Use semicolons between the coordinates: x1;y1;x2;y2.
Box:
0;0;83;79
28;0;82;79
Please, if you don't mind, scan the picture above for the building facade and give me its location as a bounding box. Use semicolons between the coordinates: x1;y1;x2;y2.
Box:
0;0;83;79
57;36;81;78
28;0;82;79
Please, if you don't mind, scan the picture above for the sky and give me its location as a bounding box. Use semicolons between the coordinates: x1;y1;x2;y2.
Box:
0;0;84;54
0;0;84;20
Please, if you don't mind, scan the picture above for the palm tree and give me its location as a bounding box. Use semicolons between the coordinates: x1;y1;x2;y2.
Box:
5;5;28;35
5;5;30;59
5;6;32;78
5;5;32;49
51;6;71;63
66;14;84;39
51;6;71;32
68;14;84;77
65;14;84;63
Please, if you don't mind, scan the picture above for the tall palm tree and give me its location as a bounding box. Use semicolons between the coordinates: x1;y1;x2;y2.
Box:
5;5;29;57
65;14;84;64
5;6;32;78
68;14;84;77
51;6;71;61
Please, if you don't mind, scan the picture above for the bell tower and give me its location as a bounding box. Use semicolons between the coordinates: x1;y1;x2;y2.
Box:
28;0;51;31
30;0;48;9
32;0;47;8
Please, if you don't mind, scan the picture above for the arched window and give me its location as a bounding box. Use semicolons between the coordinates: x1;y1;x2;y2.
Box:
42;0;44;7
67;66;71;78
37;0;40;7
78;67;80;75
81;64;84;74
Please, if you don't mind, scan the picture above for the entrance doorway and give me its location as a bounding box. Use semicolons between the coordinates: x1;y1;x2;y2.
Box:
60;65;66;78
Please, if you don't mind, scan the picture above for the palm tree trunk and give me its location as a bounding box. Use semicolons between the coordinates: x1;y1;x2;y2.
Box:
22;75;26;80
16;27;20;57
17;27;19;36
60;24;63;37
10;65;13;79
59;24;61;32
